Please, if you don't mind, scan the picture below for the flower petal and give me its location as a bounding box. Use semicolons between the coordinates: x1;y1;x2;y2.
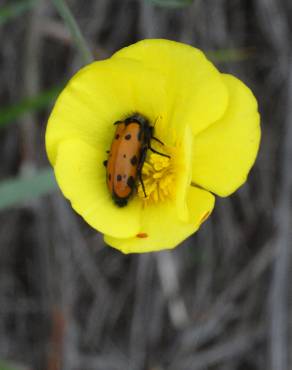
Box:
46;57;167;165
113;39;228;137
104;186;215;253
174;124;193;222
54;139;142;238
191;74;261;197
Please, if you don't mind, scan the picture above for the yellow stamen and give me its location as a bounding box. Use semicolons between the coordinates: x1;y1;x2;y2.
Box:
138;149;175;205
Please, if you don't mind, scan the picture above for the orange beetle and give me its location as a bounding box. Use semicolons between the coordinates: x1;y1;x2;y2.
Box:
104;113;168;207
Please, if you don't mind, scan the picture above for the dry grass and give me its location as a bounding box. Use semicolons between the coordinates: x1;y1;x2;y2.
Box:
0;0;291;369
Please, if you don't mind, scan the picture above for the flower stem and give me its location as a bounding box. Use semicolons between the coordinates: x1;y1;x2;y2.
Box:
51;0;94;65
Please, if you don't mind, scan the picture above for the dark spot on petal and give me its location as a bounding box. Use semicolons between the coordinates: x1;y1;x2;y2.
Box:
130;155;138;166
125;134;131;140
117;174;122;181
137;233;148;238
127;176;135;189
103;160;108;167
115;134;120;139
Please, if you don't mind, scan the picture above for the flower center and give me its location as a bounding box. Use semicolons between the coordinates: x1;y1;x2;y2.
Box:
137;149;175;205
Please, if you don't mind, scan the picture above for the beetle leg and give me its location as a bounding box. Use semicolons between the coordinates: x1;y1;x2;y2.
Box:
137;147;148;198
149;146;170;158
138;172;147;198
151;136;165;145
137;146;147;172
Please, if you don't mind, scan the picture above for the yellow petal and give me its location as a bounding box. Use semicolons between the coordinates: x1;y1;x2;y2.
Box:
174;124;193;222
104;186;215;253
191;74;260;197
113;39;228;137
54;139;142;238
46;57;167;165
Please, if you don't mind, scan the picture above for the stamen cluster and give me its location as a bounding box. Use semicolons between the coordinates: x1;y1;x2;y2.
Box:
138;153;174;204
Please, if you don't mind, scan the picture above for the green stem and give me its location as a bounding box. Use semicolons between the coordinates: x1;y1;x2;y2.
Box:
51;0;94;65
146;0;194;7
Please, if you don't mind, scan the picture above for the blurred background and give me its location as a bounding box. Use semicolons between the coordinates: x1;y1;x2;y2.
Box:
0;0;291;369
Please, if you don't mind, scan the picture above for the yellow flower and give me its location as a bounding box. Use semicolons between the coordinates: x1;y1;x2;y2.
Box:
46;39;260;254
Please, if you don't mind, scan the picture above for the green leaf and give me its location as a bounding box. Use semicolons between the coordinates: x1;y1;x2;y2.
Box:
0;364;15;370
0;84;64;129
146;0;194;8
0;360;25;370
0;168;57;210
0;0;38;25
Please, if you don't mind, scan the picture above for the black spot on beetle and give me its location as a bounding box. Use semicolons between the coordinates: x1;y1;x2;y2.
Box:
125;134;131;140
108;174;111;181
127;176;135;189
117;174;122;181
123;154;126;158
115;134;120;140
103;160;108;167
130;155;138;165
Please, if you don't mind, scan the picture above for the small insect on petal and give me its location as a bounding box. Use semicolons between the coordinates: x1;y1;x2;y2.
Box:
105;113;167;207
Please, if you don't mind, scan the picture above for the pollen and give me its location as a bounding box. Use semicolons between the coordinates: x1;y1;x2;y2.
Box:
138;150;175;205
